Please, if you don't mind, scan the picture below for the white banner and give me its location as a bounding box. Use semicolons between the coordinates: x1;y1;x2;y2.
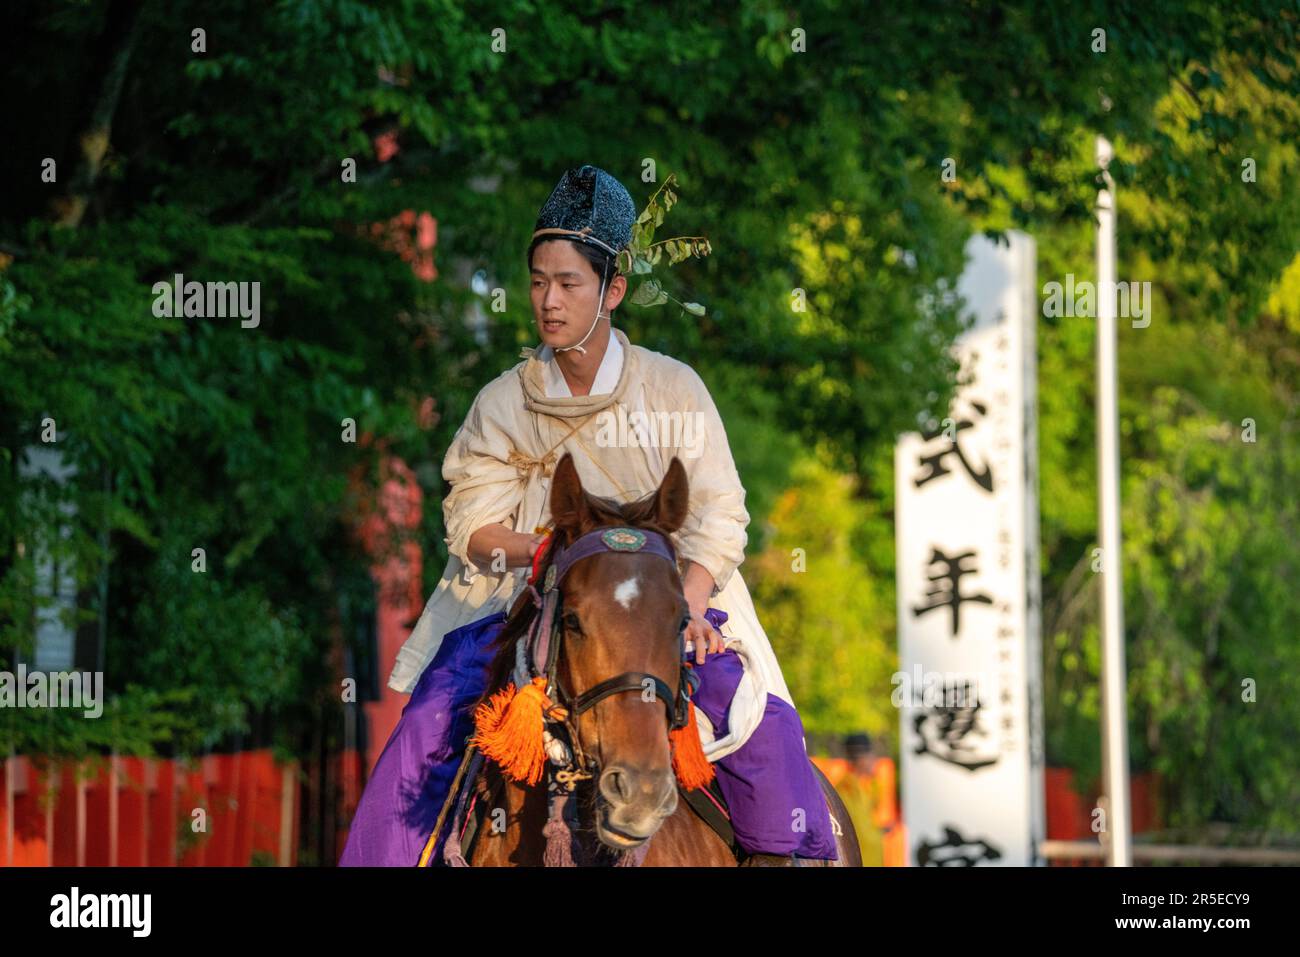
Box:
895;231;1045;866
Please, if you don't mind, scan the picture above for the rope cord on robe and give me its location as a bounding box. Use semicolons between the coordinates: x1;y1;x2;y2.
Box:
505;412;599;480
506;410;636;506
565;427;633;500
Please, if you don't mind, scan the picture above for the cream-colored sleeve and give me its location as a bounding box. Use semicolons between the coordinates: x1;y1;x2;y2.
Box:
671;366;750;594
441;385;528;568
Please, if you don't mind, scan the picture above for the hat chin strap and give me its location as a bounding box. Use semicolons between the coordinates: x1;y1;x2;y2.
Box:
553;271;610;356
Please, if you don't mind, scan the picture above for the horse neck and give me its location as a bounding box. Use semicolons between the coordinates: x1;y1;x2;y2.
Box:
469;765;548;866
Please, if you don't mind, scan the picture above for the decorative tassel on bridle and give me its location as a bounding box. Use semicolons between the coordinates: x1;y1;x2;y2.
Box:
471;676;568;787
669;666;715;790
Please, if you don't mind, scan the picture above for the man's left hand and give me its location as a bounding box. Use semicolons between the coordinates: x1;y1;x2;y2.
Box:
683;610;725;665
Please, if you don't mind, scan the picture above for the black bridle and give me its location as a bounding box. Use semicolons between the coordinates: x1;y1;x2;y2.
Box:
519;525;700;791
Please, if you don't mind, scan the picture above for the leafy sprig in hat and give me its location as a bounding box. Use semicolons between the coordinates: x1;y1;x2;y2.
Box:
616;174;712;318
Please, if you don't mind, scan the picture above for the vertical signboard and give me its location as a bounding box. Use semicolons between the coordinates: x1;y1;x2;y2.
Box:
895;231;1045;866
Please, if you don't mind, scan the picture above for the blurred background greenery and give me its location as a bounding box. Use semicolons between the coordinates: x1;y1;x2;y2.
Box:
1;0;1296;842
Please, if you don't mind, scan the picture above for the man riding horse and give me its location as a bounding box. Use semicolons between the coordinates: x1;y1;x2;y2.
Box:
340;165;845;866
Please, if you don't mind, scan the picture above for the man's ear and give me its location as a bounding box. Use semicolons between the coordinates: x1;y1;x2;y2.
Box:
549;453;594;540
604;272;627;313
649;457;690;535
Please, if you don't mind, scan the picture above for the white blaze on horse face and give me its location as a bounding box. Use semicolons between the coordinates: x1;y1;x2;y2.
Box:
613;575;641;610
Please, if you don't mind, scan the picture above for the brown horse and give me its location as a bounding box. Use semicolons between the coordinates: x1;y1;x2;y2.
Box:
465;452;861;867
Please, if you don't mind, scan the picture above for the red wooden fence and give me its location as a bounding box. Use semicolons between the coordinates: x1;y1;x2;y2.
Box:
1;750;299;867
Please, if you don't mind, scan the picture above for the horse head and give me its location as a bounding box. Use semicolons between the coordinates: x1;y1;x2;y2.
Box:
475;450;696;854
547;452;694;849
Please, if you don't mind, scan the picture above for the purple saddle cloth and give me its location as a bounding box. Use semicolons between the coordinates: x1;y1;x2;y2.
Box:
339;611;506;867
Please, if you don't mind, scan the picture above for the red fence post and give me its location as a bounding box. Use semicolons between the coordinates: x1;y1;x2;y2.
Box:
49;761;76;867
119;756;148;866
85;759;112;866
149;758;176;866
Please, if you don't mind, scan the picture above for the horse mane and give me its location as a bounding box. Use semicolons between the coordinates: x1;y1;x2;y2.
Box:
477;484;679;699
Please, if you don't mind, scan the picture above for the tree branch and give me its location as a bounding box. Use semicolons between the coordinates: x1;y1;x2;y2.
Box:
48;0;146;228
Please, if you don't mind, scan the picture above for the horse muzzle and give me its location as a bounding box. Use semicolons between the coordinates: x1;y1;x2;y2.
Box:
595;764;679;847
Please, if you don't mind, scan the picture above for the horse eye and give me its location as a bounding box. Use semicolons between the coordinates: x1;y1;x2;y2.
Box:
563;611;582;634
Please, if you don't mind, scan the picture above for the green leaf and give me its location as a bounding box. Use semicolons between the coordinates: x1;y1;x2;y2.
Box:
630;279;668;306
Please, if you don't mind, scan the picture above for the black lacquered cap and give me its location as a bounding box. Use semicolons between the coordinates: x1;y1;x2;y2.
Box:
532;165;636;258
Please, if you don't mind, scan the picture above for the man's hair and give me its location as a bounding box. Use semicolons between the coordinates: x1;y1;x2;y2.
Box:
527;236;617;288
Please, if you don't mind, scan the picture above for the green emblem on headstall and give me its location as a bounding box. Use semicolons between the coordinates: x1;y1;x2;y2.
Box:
602;528;647;551
543;564;558;592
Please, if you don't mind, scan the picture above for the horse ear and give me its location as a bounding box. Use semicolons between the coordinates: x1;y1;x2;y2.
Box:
549;452;593;537
650;457;691;534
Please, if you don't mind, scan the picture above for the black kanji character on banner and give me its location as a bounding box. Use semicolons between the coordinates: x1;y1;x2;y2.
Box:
913;400;994;493
912;546;994;636
916;825;1003;866
913;704;999;772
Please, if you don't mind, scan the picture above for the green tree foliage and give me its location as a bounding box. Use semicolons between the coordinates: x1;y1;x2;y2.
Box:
746;457;897;739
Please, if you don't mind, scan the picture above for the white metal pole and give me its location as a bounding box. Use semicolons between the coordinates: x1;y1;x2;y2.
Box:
1095;135;1133;867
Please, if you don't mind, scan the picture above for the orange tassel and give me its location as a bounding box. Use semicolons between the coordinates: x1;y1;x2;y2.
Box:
471;676;564;786
669;698;715;790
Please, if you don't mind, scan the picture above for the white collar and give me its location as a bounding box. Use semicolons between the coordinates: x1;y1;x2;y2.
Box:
537;327;624;398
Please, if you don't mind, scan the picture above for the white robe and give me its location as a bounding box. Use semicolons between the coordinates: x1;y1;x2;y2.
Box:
387;327;794;761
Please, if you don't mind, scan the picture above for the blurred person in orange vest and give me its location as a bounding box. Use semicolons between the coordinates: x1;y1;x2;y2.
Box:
849;732;907;865
845;733;897;831
832;732;903;865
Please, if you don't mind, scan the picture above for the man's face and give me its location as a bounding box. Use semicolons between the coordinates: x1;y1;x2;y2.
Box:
530;240;626;350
